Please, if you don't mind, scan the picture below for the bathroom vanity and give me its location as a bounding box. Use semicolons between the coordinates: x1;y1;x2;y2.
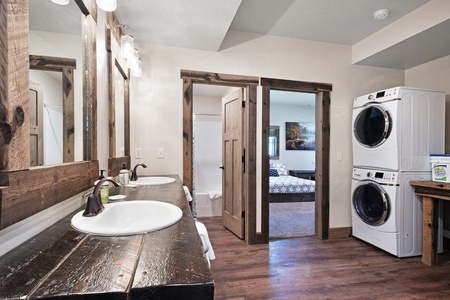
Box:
0;175;214;299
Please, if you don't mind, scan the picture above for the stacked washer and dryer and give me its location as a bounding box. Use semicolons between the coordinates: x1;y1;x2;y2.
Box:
351;86;444;257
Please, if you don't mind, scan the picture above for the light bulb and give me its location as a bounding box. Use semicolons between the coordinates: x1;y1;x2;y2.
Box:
50;0;70;5
131;59;142;77
96;0;116;12
121;34;135;59
127;48;139;70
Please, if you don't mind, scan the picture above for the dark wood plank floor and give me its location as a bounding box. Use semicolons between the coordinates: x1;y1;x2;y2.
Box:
199;216;450;300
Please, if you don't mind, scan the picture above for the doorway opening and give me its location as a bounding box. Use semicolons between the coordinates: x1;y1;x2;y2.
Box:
261;77;331;242
192;84;235;218
181;70;259;244
269;90;316;239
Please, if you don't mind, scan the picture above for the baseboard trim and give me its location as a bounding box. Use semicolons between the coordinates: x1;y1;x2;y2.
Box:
329;227;352;239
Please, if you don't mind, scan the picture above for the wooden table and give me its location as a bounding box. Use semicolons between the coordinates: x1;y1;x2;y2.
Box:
410;180;448;266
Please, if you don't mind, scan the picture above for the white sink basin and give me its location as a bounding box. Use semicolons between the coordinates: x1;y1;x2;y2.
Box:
71;200;182;236
131;176;176;186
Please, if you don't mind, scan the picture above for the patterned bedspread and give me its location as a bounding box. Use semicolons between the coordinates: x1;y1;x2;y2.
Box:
269;176;315;193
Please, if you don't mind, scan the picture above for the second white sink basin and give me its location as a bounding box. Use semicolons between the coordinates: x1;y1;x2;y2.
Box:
71;200;182;236
131;176;176;185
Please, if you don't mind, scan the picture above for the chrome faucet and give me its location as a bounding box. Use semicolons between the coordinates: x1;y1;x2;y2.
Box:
130;163;147;181
82;177;121;217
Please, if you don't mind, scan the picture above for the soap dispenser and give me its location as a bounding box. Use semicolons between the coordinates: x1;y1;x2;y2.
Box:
119;164;129;185
94;170;109;204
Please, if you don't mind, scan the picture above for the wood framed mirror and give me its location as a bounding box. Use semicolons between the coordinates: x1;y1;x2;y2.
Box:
268;125;280;160
107;12;131;175
0;0;99;230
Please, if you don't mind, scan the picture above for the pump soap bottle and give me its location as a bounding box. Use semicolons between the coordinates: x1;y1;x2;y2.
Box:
119;164;129;185
95;170;109;204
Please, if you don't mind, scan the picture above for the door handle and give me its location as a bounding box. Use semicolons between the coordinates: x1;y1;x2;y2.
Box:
219;166;224;170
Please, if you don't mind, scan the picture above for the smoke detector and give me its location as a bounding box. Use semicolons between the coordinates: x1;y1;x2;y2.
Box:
373;9;389;20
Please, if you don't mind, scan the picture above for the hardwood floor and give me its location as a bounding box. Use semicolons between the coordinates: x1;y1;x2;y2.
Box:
199;216;450;300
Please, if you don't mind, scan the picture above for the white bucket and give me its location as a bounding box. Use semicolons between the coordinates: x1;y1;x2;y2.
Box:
430;155;450;182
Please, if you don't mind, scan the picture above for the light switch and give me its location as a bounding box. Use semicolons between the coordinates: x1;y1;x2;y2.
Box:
135;148;142;159
158;147;165;159
337;152;343;161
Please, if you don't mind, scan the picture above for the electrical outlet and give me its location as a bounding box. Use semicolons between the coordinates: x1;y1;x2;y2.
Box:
158;147;165;159
135;148;142;159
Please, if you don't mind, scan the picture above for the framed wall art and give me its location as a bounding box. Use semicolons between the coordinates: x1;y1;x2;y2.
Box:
285;122;316;150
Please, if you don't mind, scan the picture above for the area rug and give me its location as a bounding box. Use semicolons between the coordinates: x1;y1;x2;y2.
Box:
269;201;315;238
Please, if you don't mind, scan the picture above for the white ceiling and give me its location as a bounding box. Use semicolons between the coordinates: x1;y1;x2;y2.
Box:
116;0;431;50
31;0;449;101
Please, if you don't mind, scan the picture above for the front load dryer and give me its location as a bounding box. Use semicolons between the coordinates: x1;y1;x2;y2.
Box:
352;86;445;171
351;167;443;258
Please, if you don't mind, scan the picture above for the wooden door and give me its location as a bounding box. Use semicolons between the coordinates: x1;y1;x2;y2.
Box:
222;89;245;239
29;82;44;166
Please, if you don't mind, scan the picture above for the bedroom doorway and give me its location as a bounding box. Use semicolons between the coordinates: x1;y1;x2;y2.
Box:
260;77;331;243
269;90;316;239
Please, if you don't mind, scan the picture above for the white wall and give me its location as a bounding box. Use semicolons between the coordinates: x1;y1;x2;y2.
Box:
405;54;450;235
193;94;223;194
270;100;316;171
130;30;404;229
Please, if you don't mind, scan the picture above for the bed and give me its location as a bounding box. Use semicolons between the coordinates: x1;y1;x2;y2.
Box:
269;165;315;203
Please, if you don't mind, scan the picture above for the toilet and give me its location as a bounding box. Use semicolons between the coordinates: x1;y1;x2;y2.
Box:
195;191;222;217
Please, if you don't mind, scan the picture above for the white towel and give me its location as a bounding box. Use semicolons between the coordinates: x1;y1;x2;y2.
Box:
183;186;192;202
195;221;215;263
207;191;222;200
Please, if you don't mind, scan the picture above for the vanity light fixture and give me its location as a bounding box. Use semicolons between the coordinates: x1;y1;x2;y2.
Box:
50;0;70;5
373;8;389;20
96;0;116;12
120;25;135;59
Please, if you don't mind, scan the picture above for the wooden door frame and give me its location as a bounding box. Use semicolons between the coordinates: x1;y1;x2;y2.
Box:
181;70;259;244
260;78;331;242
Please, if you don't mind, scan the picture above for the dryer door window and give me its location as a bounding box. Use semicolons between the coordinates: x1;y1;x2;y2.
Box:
354;105;392;147
353;182;390;226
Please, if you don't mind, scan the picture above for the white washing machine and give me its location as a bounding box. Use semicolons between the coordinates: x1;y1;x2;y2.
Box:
352;86;445;171
351;167;443;258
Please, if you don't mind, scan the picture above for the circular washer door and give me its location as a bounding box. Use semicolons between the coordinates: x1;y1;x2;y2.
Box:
354;105;392;147
353;182;390;226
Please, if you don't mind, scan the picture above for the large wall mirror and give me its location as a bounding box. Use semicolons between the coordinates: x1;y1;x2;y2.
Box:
0;0;99;230
29;1;83;166
107;13;131;176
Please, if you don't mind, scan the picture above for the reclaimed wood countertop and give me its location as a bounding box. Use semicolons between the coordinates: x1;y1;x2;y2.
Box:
0;175;214;300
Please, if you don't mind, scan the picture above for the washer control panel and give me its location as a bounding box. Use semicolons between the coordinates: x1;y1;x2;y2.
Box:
353;86;400;107
352;167;398;184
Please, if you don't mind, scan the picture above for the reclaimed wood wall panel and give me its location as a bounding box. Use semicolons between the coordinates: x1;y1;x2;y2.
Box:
0;0;30;172
182;78;193;193
245;86;257;244
108;156;130;177
83;14;97;161
0;0;9;172
0;160;99;229
315;91;331;240
63;67;75;162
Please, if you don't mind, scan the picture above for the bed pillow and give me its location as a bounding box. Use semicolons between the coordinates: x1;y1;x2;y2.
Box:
269;168;279;177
